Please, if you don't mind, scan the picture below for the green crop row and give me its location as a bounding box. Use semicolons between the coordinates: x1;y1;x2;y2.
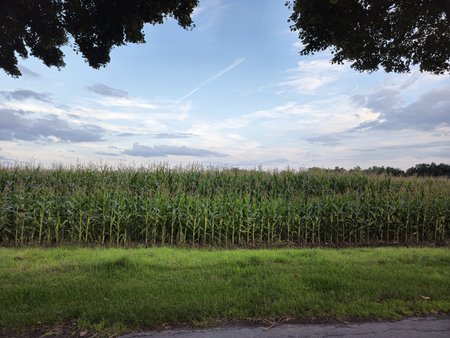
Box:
0;164;449;246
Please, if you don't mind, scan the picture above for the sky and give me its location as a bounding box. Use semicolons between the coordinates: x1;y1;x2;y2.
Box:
0;0;449;170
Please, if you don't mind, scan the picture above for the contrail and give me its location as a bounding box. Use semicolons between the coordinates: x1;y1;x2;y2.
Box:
175;57;246;104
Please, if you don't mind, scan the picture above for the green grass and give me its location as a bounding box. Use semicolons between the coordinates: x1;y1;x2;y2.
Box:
1;247;450;335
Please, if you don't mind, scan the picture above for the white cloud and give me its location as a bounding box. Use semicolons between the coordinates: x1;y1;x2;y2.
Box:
71;107;141;121
142;119;167;132
278;58;348;94
198;97;378;137
382;69;448;92
95;96;158;109
2;101;66;116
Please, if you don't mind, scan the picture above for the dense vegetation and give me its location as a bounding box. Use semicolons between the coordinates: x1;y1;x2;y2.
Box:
0;164;448;246
0;0;198;77
334;162;450;177
287;0;450;74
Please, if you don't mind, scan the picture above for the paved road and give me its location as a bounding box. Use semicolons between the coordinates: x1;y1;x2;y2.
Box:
120;316;450;338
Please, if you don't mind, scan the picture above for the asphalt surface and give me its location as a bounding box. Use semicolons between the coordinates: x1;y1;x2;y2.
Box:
120;316;450;338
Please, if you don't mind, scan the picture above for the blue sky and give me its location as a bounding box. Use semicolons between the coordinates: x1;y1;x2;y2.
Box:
1;0;449;169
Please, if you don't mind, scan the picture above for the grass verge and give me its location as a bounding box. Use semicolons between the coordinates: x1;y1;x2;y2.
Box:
1;247;450;336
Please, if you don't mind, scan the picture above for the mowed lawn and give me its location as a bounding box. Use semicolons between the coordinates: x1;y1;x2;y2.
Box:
1;247;450;335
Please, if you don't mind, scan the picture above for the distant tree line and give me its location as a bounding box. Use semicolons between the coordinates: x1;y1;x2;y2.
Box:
331;163;450;177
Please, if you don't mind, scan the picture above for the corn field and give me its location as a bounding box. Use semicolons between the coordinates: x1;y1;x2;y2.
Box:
0;164;449;246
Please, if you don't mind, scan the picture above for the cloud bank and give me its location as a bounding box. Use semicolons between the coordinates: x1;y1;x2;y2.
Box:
0;89;52;103
0;109;104;142
352;87;450;131
123;143;228;158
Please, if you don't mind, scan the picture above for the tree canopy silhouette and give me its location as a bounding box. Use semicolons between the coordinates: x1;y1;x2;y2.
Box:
0;0;198;77
2;1;450;77
286;0;450;74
